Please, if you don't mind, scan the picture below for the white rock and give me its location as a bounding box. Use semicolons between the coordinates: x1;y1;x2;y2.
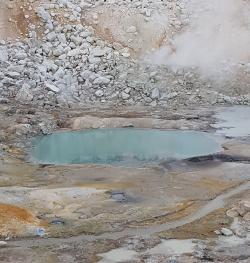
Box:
93;76;110;85
53;46;64;56
15;51;27;60
151;88;160;99
91;47;106;57
54;67;65;80
124;88;131;94
95;90;104;97
0;241;7;246
126;26;137;33
88;56;101;64
6;72;21;79
121;92;130;100
15;84;34;102
58;34;67;44
220;228;233;236
145;9;152;17
71;36;83;46
81;31;92;38
46;31;57;41
80;70;92;80
237;201;250;216
36;7;51;22
122;52;131;58
68;48;81;57
45;83;60;93
0;47;9;62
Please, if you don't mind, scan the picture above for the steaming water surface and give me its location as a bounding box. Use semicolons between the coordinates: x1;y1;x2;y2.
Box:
32;129;221;165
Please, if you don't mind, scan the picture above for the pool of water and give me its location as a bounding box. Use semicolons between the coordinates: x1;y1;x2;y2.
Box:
32;129;221;165
212;106;250;137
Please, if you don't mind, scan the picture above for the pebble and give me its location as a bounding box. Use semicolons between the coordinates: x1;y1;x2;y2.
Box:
111;191;127;202
50;218;65;225
35;228;46;237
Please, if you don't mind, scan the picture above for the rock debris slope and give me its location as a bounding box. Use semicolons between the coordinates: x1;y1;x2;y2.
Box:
0;0;250;109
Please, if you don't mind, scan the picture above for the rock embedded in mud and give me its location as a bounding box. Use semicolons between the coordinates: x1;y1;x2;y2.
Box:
220;227;233;236
237;201;250;216
243;212;250;221
35;227;46;237
49;218;65;225
214;230;221;235
111;191;127;202
226;208;239;218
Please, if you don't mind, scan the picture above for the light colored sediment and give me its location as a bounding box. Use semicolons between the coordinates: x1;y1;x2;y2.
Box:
0;203;44;238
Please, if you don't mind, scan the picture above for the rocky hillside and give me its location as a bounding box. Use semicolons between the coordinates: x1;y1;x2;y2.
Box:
0;0;250;109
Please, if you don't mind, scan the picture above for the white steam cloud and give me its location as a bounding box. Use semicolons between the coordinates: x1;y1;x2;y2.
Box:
148;0;250;77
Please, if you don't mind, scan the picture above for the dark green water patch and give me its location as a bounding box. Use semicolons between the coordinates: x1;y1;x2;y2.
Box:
32;129;221;166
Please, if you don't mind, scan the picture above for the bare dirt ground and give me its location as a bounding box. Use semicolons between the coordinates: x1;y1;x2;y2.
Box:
83;6;172;57
0;0;29;39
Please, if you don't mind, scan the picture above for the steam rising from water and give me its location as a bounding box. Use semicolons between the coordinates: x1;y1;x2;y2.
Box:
148;0;250;77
